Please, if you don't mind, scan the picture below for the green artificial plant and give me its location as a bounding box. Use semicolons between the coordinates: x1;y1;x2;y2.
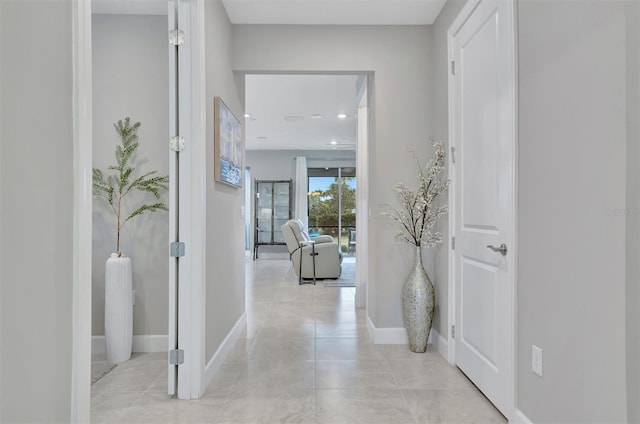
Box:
93;118;169;256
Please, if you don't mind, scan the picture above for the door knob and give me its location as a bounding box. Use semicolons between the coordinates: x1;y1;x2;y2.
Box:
486;243;507;256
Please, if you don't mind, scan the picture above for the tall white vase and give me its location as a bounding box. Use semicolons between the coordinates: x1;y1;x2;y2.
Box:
105;253;133;364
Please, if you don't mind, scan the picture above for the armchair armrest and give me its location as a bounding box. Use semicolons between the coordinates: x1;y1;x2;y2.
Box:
310;235;333;244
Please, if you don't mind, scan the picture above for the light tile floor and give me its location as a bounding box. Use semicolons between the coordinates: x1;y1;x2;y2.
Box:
91;255;506;423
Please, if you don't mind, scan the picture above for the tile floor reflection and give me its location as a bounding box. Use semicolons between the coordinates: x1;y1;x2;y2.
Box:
91;254;506;423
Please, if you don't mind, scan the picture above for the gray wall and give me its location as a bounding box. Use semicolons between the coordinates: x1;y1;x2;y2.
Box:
0;3;3;417
92;14;169;337
0;1;74;421
234;25;434;329
517;1;628;421
626;1;640;422
246;150;295;182
428;0;466;339
205;0;246;361
246;149;356;182
428;0;465;141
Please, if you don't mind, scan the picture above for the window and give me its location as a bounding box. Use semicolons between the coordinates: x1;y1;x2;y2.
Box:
308;167;356;255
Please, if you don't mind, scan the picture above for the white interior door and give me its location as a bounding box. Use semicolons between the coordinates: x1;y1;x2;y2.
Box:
449;0;515;418
167;0;179;396
168;0;207;400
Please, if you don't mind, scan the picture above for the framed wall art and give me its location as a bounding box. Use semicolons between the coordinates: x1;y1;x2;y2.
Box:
214;96;243;188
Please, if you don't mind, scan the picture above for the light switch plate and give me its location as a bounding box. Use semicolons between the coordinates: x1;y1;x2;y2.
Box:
532;345;543;376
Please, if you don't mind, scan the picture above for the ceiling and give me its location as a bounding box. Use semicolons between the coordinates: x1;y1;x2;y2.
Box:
92;0;448;25
245;74;359;151
222;0;448;25
92;0;167;15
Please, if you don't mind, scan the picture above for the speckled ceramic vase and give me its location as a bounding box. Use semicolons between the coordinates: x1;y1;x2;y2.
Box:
402;246;435;353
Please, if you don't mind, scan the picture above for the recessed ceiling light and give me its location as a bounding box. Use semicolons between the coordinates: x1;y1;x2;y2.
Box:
337;114;347;120
244;113;251;118
311;114;323;119
330;140;337;145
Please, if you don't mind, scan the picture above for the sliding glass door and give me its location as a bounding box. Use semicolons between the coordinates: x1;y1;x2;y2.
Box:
308;167;356;256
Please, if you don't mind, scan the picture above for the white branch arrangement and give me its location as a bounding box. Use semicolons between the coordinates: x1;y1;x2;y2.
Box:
382;140;449;247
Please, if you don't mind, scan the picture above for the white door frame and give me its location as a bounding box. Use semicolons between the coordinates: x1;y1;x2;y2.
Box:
168;0;178;396
171;0;207;400
355;75;370;309
183;0;207;400
71;0;93;421
446;0;518;417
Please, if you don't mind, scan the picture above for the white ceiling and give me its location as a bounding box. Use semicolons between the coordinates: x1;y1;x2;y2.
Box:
222;0;448;25
92;0;448;25
245;74;359;151
92;0;167;15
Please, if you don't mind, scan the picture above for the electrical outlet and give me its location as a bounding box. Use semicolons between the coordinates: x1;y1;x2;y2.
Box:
532;345;543;376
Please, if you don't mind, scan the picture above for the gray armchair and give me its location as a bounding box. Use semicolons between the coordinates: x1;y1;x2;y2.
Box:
281;219;342;283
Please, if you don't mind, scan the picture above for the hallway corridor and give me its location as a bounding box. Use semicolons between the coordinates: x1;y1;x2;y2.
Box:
91;255;505;423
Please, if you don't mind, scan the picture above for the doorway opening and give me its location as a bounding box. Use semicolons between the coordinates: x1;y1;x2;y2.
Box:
243;73;369;300
89;3;172;405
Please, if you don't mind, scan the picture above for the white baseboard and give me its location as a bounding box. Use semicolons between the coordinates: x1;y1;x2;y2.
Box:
204;312;247;387
366;315;409;344
366;315;449;358
430;329;448;359
512;409;533;424
92;335;168;354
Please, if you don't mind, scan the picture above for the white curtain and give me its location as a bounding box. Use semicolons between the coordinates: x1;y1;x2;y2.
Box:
294;157;308;229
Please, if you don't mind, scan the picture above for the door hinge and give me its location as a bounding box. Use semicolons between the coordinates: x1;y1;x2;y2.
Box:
170;242;185;257
169;29;185;46
451;60;456;75
451;237;455;250
169;349;184;365
170;136;185;152
450;146;456;164
451;325;456;339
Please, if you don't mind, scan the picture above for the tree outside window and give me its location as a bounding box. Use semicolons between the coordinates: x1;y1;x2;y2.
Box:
308;176;356;237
